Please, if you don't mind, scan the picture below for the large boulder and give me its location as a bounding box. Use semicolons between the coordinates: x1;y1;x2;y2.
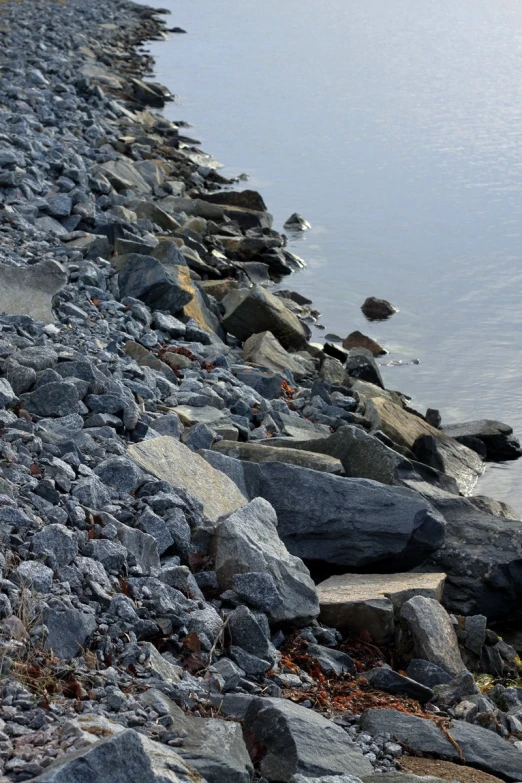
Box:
118;255;193;315
97;159;152;194
212;498;319;626
244;697;373;781
210;441;344;475
128;436;247;522
0;259;66;324
317;572;445;643
400;596;466;676
242;330;315;380
365;397;484;494
221;285;308;349
344;348;384;388
404;477;522;621
442;419;522;461
360;710;522;782
33;728;205;783
202;454;446;570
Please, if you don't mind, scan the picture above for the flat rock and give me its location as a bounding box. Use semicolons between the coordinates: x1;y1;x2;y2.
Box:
128;436;247;522
363;667;434;703
400;596;465;675
97;158;152;193
173;405;235;430
442;419;522;460
366;397;484;494
317;573;445;642
244;697;373;781
211;441;344;474
343;331;387;355
0;259;66;323
33;728;205;783
221;285;308;350
243;330;315;380
212;498;319;626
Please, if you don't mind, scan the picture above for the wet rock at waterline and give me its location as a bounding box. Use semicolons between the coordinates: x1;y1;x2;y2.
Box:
361;296;398;320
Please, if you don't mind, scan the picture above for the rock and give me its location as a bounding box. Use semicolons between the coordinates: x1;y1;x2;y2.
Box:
244;697;372;780
361;297;397;320
228;605;274;662
345;348;384;388
141;643;182;683
0;259;66;323
140;689;253;783
306;644;355;676
43;601;96;659
317;573;445;643
128;436;247;522
467;494;520;519
0;378;17;407
406;659;453;688
342;331;387;356
405;478;522;621
173;406;236;431
33;728;205;783
132;200;181;231
212;498;319;626
400;596;466;675
272;412;332;440
363;667;433;703
21;381;79;417
284;213;311;230
97;158;152;193
32;524;78;568
118;255;193;315
94;457;144;494
442;419;522;460
199;189;267;211
360;709;522;782
432;670;480;710
125;341;177;382
232;572;283;612
247;462;446;570
268;425;411;485
16;561;54;593
221;285;308;350
291;777;363;783
366;397;484;494
211;441;344;474
243;330;315;380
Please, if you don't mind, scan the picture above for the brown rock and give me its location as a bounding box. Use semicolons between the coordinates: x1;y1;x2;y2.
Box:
361;296;397;320
342;330;387;356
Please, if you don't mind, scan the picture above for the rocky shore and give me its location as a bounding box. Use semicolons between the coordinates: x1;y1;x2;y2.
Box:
0;0;521;781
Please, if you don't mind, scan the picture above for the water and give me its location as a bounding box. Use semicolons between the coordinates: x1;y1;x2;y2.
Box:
138;0;522;509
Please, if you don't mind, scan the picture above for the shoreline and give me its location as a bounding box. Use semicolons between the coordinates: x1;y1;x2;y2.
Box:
0;0;520;780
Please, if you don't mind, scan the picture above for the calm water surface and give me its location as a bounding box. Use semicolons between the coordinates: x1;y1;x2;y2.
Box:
138;0;522;509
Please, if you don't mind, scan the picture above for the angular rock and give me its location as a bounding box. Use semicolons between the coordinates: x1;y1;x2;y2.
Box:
306;644;355;676
32;524;78;568
317;573;445;643
128;436;247;522
442;419;522;461
343;331;387;356
366;397;484;494
118;255;193;315
43;601;96;659
222;285;308;350
125;341;177;382
33;728;205;783
244;697;372;781
140;689;252;783
212;498;319;626
97;158;152;193
21;381;79;417
363;667;433;703
406;659;453;688
94;457;144;494
345;348;384;388
0;259;66;323
243;330;315;380
400;596;465;675
211;441;344;475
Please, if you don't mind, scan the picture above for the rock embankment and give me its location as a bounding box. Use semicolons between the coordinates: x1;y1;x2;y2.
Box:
0;0;521;781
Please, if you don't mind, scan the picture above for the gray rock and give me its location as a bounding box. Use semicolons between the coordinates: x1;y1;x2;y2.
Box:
400;596;465;676
0;378;17;407
345;348;384;388
464;614;487;655
82;540;127;574
222;285;308;350
406;659;453;688
290;777;362;783
442;418;522;460
363;667;433;703
33;728;205;783
94;457;144;494
140;689;252;783
44;601;96;659
128;436;247;522
16;560;54;593
118;255;193;315
432;670;480;709
229;646;272;675
212;498;319;626
211;441;344;475
150;413;182;440
228;605;274;662
306;644;355;676
244;697;373;780
243;330;315;380
22;381;79;417
97;158;152;193
32;524;78;568
232;571;283;612
114;521;160;575
0;259;66;323
73;476;111;510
